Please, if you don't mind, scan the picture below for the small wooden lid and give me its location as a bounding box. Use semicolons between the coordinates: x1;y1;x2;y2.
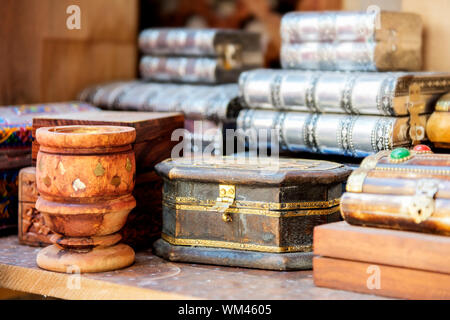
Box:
156;156;351;186
36;125;136;151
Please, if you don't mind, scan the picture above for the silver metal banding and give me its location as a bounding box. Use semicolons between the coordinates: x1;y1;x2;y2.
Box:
140;56;218;83
281;11;376;43
238;70;414;116
236;110;400;157
281;42;377;71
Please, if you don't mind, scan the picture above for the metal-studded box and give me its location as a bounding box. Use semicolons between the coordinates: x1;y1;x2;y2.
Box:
153;157;351;270
342;146;450;235
280;11;422;71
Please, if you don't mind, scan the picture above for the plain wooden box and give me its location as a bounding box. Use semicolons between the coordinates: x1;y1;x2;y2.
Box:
313;222;450;299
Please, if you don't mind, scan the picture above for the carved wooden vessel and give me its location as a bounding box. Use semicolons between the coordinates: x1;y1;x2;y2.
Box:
342;145;450;235
31;111;184;248
35;126;137;273
153;156;351;270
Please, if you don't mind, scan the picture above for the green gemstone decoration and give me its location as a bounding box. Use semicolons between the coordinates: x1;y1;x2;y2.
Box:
111;175;121;187
94;162;105;177
125;158;132;172
390;148;411;160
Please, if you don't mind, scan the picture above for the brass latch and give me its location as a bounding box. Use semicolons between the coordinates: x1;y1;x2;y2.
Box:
407;83;426;145
212;184;235;222
216;44;242;70
408;179;439;223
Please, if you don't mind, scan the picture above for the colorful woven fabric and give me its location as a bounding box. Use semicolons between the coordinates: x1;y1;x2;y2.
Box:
0;169;18;233
0;102;98;149
0;126;33;148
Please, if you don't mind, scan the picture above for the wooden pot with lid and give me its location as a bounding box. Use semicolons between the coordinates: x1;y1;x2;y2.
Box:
35;125;136;273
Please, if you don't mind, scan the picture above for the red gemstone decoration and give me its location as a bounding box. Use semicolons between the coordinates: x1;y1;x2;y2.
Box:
413;145;431;152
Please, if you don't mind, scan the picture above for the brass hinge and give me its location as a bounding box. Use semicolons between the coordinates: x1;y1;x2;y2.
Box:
407;83;426;145
212;184;235;222
408;179;439;223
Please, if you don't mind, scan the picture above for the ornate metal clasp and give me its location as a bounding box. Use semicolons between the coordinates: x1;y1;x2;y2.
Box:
408;179;439;223
407;83;426;145
217;44;242;70
212;185;235;222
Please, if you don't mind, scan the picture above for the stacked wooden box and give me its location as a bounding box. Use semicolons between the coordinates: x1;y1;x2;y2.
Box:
235;11;450;159
313;149;450;299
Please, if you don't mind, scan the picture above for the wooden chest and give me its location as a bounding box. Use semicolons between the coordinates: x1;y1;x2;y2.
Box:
153;156;351;270
342;146;450;235
24;111;184;249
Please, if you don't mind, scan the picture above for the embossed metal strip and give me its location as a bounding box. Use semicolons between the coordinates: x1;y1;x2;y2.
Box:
270;74;283;109
340;75;358;114
167;196;341;210
304;113;320;152
337;116;358;156
371;117;395;153
305;75;320;112
374;165;450;175
275;112;287;150
161;233;313;253
377;76;396;116
163;201;341;217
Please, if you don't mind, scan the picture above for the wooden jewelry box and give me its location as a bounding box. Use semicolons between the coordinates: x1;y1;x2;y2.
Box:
153;156;351;270
342;145;450;235
313;146;450;299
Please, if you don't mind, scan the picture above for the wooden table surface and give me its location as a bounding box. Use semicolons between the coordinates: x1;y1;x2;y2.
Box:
0;236;386;300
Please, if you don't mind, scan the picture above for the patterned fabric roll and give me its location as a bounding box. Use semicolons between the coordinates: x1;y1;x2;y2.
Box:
0;102;98;150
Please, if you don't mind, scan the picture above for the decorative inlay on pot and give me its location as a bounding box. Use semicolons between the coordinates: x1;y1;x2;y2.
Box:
35;125;137;273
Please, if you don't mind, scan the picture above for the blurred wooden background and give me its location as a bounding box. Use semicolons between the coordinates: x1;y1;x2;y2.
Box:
1;0;448;106
0;0;138;105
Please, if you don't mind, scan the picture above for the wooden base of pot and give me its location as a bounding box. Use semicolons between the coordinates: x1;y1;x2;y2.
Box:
153;238;313;271
36;243;135;273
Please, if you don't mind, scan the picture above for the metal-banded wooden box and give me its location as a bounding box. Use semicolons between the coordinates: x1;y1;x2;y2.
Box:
154;157;351;270
342;146;450;235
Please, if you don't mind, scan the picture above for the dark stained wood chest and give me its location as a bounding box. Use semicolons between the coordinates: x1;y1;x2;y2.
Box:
154;156;351;270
